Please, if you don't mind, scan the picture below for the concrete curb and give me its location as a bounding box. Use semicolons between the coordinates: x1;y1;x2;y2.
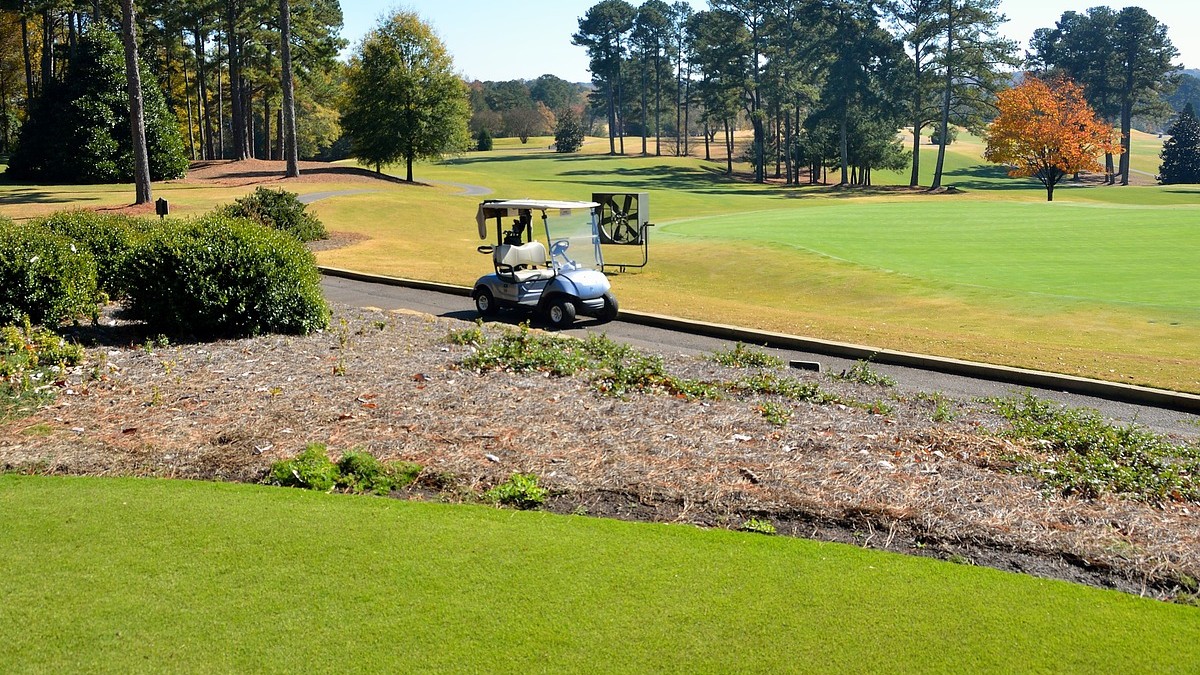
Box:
319;266;1200;414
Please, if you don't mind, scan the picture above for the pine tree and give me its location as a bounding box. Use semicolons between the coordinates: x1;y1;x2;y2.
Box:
1159;102;1200;184
554;109;585;153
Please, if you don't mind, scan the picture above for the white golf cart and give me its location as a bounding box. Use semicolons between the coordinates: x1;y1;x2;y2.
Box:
472;199;619;328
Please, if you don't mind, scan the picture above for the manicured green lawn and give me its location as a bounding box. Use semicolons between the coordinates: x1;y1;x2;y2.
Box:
2;475;1197;672
664;201;1200;311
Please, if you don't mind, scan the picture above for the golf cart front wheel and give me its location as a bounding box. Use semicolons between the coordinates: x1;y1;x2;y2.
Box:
545;298;576;329
474;288;498;316
599;292;619;323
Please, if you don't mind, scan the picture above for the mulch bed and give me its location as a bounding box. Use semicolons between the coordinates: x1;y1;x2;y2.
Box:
3;305;1198;601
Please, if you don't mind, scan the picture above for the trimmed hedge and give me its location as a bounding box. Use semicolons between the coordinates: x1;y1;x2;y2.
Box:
0;218;99;326
220;188;327;242
118;214;329;337
35;210;150;296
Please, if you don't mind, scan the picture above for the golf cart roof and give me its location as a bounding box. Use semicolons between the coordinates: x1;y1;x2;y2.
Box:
476;200;601;239
480;200;600;214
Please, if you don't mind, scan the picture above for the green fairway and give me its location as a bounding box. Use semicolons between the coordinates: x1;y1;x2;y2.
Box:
664;201;1200;311
2;475;1198;672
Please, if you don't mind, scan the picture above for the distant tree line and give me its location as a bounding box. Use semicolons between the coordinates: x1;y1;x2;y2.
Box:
466;75;588;145
0;0;346;163
573;0;1184;189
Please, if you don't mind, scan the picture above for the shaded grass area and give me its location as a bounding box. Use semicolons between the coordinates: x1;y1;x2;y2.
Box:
2;474;1199;672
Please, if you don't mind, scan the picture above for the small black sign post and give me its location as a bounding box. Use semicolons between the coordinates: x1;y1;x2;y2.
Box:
155;197;169;219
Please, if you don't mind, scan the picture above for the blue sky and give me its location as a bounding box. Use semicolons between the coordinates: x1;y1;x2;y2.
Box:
338;1;1198;82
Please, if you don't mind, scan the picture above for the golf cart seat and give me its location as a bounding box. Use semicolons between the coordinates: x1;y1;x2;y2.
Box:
493;241;554;282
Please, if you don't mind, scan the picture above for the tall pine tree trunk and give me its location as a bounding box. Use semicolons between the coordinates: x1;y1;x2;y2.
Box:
20;9;33;103
120;0;152;204
183;49;196;160
640;54;648;155
227;0;247;160
217;33;225;158
930;7;955;191
195;26;214;161
653;49;661;156
1119;100;1133;186
838;114;849;185
280;0;299;176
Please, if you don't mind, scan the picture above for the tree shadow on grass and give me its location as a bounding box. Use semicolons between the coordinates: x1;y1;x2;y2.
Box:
0;186;101;206
935;164;1031;191
547;164;759;196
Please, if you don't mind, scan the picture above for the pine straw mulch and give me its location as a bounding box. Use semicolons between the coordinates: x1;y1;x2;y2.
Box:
2;305;1198;601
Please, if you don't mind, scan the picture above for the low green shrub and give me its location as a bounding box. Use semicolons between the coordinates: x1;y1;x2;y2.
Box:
733;372;838;403
35;210;151;296
992;393;1200;503
0;219;99;326
268;444;340;491
710;343;784;369
221;187;327;242
1;321;84;369
118;214;329;338
831;360;897;387
485;473;549;509
462;327;721;400
1;321;84;422
269;445;421;495
740;517;777;535
446;322;485;346
336;450;421;495
756;401;792;426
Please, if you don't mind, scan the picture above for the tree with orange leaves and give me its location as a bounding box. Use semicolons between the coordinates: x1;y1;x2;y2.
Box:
984;76;1122;201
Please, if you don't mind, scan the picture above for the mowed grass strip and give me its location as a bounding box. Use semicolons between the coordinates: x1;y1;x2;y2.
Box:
663;201;1200;310
2;475;1198;673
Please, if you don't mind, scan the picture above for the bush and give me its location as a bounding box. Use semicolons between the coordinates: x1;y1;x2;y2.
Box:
118;213;329;338
268;445;421;495
554;109;585;153
485;473;549;509
0;219;99;325
221;187;327;242
35;210;150;296
1;321;82;423
336;450;421;495
476;128;493;151
831;360;897;387
710;343;784;369
268;443;340;491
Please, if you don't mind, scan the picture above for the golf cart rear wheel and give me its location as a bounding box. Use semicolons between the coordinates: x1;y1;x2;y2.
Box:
474;288;498;316
599;292;619;323
546;297;576;329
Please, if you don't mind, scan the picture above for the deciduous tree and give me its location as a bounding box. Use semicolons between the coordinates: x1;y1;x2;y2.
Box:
340;10;469;181
984;76;1120;201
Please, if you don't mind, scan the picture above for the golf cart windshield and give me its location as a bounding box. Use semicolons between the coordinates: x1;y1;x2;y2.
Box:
544;207;603;272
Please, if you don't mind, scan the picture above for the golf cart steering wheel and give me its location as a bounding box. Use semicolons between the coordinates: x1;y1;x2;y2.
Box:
550;239;575;267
